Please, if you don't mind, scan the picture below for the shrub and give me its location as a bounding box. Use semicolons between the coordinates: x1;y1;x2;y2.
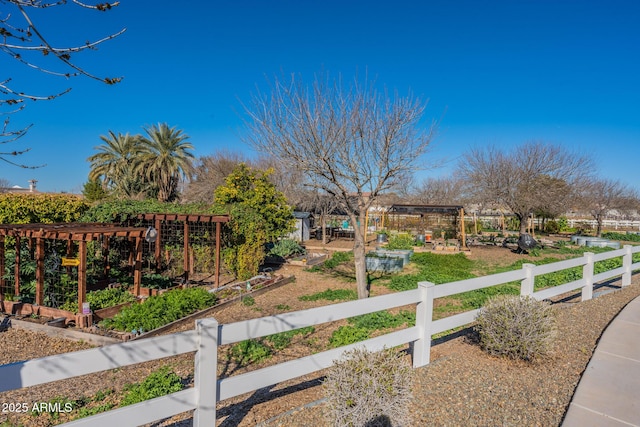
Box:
475;295;557;361
385;234;415;250
121;366;183;406
323;347;412;427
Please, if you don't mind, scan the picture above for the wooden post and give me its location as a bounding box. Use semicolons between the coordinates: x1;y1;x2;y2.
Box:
364;209;370;244
520;263;535;296
183;221;190;281
154;217;162;272
460;208;467;250
215;222;221;289
0;235;4;297
14;237;20;298
582;252;594;301
133;237;142;296
193;318;219;425
473;212;478;235
35;238;44;306
78;240;87;315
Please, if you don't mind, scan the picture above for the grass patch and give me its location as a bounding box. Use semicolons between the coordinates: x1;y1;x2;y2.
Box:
299;288;358;302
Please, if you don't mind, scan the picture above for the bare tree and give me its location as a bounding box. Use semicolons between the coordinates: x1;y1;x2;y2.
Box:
1;0;124;168
0;177;10;192
243;73;436;299
459;142;592;236
412;175;466;205
182;150;249;203
579;178;638;237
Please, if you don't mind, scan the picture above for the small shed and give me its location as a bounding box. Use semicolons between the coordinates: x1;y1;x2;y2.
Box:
288;212;314;242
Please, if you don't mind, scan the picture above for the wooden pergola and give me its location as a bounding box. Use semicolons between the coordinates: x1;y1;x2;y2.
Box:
135;213;230;288
0;223;148;315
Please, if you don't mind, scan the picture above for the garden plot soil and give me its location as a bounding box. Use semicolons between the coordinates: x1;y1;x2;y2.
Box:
1;244;639;427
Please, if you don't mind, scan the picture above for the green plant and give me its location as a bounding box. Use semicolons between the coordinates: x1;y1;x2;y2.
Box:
121;366;183;406
242;296;255;306
299;288;358;302
475;295;557;361
101;287;217;332
61;286;137;313
323;347;412;427
230;339;272;365
329;325;371;348
269;239;306;258
307;251;354;272
275;304;290;310
265;326;315;350
385;234;416;250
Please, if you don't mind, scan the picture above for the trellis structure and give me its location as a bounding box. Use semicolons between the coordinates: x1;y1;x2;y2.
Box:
133;213;230;288
0;223;148;316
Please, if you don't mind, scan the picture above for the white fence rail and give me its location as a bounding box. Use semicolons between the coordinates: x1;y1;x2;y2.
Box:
1;245;639;426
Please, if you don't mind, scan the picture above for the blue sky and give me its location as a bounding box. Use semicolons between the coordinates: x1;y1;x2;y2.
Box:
2;0;639;193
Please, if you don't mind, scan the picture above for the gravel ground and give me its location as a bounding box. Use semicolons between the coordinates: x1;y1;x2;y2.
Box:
1;246;639;427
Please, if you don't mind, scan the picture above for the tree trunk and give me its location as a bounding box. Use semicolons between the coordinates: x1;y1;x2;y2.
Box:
351;212;369;299
518;213;528;236
596;216;603;237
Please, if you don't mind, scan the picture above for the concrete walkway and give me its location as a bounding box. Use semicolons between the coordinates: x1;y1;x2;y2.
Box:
563;295;640;426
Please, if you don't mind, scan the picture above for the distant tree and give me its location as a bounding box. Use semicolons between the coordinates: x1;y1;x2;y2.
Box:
243;72;436;298
87;131;148;198
214;163;294;279
459;142;592;237
413;175;466;205
0;177;10;192
139;123;195;203
182;150;248;204
579;178;638;237
82;178;109;202
1;1;124;168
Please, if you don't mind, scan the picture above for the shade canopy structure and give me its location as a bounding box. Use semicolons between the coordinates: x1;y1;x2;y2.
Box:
385;204;467;246
0;223;149;315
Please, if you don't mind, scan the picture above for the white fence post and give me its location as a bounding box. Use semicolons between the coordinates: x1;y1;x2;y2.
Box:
582;252;594;301
520;263;535;296
413;281;435;367
193;318;219;426
622;245;632;287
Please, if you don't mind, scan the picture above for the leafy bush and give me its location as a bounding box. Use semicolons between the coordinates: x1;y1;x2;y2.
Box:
323;347;412;427
475;295;557;361
101;287;217;332
0;193;89;224
299;288;358;302
269;239;306;258
121;366;183;406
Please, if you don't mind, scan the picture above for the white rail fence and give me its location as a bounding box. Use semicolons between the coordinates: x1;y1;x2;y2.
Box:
1;245;639;426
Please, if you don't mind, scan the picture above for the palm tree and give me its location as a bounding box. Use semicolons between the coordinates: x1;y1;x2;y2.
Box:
87;131;147;198
139;123;195;202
